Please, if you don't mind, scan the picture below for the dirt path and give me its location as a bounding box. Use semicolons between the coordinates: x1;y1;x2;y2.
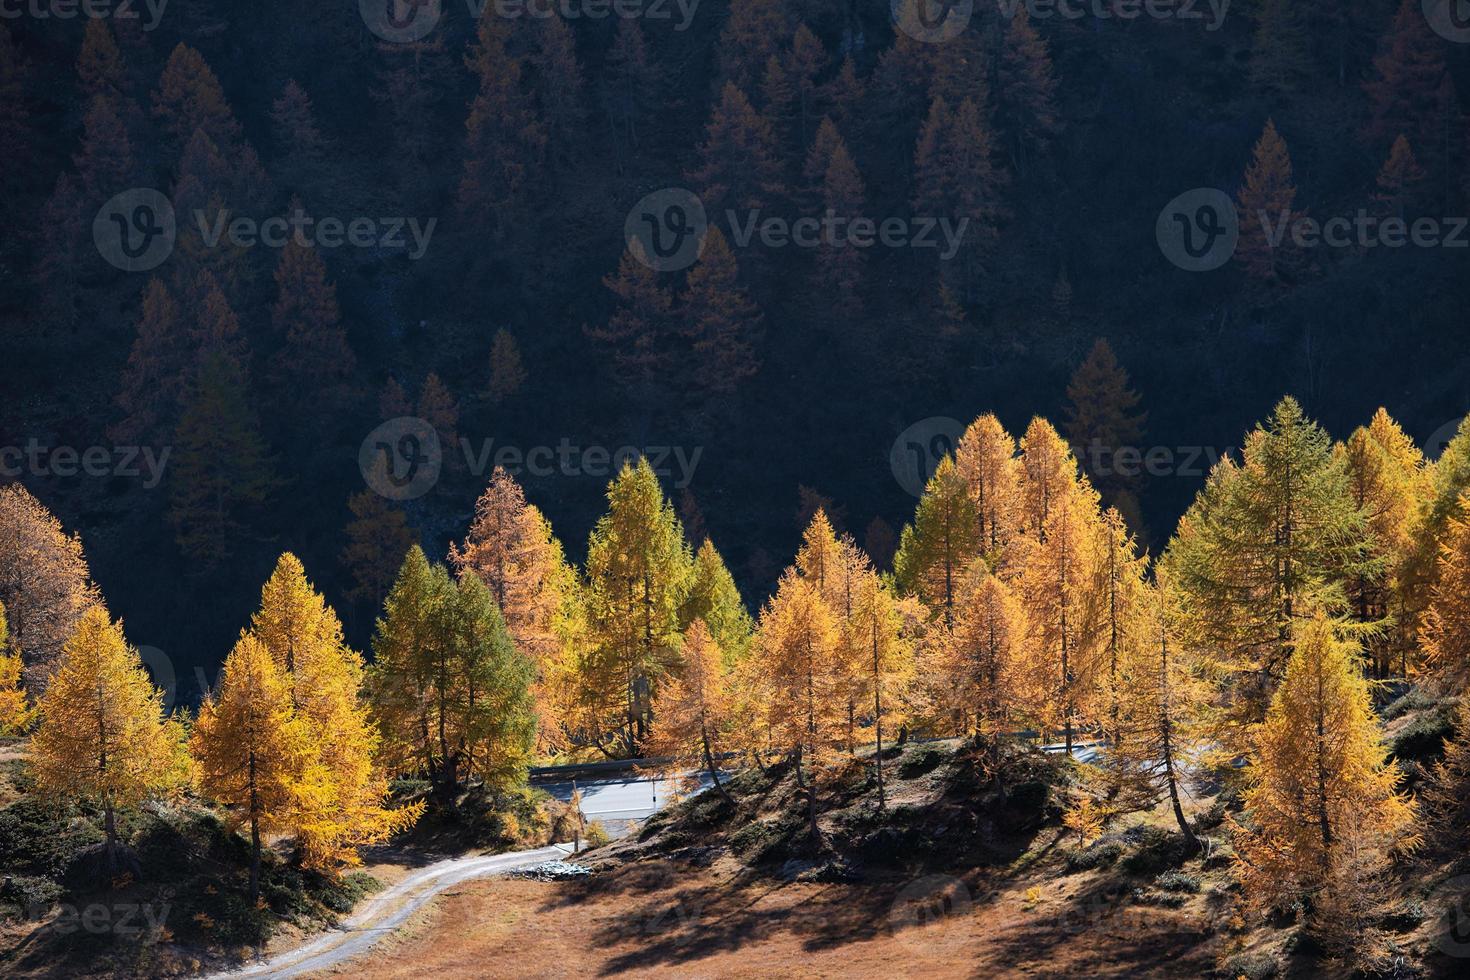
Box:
199;844;574;980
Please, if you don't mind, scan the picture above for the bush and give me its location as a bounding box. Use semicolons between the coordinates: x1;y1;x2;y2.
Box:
0;874;64;918
0;797;104;877
1065;841;1123;872
1223;951;1279;979
1154;871;1201;894
1381;689;1436;721
729;816;802;864
1121;826;1193;876
1388;708;1457;764
898;749;944;779
317;871;382;915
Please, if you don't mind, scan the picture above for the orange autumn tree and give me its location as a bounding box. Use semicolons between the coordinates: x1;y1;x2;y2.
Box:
939;562;1030;793
1421;495;1470;693
1340;408;1429;678
31;607;189;876
1017;468;1106;755
1235;119;1302;283
753;569;842;844
192;632;314;904
0;483;101;692
847;560;911;808
250;554;420;869
955;413;1022;567
0;601;30;733
647;619;735;805
451;467;587;750
1234;615;1417;965
1018;416;1076;538
1111;575;1209;849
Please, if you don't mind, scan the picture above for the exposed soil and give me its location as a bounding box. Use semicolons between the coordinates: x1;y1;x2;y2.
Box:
319;848;1220;980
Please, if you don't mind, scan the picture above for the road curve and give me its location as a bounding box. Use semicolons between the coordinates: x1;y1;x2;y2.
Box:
199;843;575;980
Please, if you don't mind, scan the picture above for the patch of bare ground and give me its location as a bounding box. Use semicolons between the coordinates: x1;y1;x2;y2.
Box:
320;846;1220;980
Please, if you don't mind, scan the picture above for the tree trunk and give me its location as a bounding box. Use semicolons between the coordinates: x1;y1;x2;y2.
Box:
103;798;118;875
702;728;733;807
248;747;261;905
249;812;261;906
872;621;886;810
1159;630;1198;851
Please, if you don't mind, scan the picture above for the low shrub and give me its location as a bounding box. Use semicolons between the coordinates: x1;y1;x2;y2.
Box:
1065;841;1123;872
1223;951;1279;980
1388;708;1457;764
1154;870;1201;894
1121;826;1193;876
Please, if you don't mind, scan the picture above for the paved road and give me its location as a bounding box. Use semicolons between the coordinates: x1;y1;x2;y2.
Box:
537;771;716;821
199;844;574;980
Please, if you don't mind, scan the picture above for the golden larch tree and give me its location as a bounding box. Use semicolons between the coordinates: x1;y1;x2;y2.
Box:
1018;416;1076;539
31;606;189;874
941;562;1029;793
647;620;735;804
1234;615;1417;964
250;554;419;870
955;413;1022;567
754;570;841;844
192;632;314;903
0;601;29;732
1422;496;1470;693
848;564;911;807
452;467;586;750
1340;408;1429;678
0;483;101;691
1017;476;1105;754
1112;575;1209;848
1235;119;1302;283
